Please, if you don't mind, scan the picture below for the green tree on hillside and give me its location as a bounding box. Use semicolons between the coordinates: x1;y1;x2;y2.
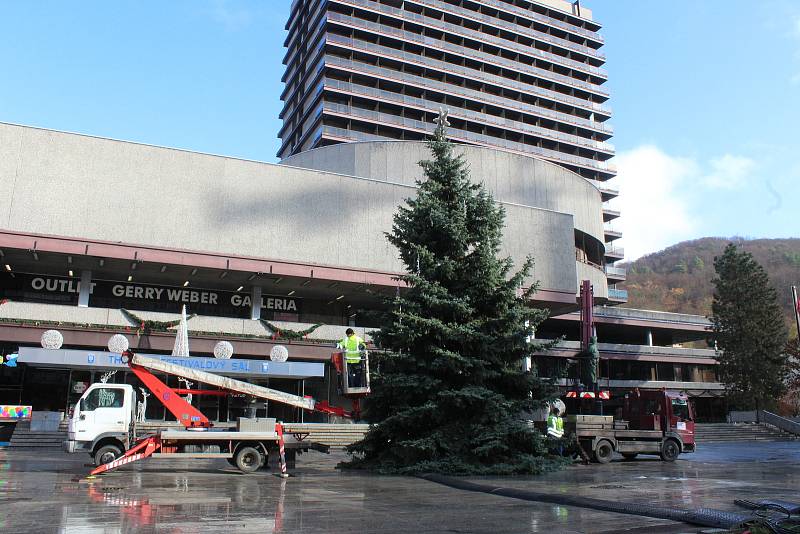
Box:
710;244;789;410
343;117;561;475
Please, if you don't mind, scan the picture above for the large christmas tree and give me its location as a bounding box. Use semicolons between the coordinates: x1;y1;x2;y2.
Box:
344;115;562;475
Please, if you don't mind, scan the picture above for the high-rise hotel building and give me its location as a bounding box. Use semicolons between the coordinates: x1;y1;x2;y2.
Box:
278;0;624;294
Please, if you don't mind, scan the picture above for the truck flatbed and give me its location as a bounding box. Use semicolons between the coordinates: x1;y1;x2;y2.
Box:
158;430;279;440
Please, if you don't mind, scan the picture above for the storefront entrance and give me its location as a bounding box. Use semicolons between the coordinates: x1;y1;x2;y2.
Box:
21;368;70;412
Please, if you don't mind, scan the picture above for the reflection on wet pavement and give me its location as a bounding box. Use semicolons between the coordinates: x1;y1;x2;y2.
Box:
0;442;797;533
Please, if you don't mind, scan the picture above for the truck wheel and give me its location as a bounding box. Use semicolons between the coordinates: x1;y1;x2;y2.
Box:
660;440;680;462
235;446;263;474
94;444;123;467
621;453;638;461
594;440;614;464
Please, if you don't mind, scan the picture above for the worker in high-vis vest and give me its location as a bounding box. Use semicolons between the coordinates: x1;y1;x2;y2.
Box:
547;407;564;438
337;328;366;388
547;406;565;455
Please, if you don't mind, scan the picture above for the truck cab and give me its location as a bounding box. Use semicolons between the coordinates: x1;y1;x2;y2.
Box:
623;389;696;454
66;383;136;466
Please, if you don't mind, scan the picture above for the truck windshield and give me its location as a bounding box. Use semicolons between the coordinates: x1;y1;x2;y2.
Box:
671;398;690;420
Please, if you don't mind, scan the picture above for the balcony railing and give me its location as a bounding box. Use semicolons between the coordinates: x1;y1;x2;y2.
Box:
327;4;608;78
327;14;612;114
608;288;628;300
323;44;613;136
605;246;624;257
475;0;605;44
323;76;614;153
604;265;627;278
325;19;609;98
405;0;605;61
321;100;616;172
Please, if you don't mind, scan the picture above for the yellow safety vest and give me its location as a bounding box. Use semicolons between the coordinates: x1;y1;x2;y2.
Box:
547;415;564;438
340;335;364;363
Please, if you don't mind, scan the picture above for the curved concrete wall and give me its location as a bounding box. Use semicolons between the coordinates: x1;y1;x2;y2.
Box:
0;123;596;301
282;141;606;251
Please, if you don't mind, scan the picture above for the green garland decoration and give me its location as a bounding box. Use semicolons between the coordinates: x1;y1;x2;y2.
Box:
259;319;323;340
0;315;338;344
120;308;197;335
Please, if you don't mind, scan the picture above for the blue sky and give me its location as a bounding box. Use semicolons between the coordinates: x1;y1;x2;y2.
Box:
1;0;798;260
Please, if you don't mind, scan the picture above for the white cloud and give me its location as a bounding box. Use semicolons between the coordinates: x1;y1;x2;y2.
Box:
608;145;698;262
702;154;756;189
608;146;760;261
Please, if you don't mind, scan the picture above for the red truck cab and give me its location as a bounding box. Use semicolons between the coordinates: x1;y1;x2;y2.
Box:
624;389;696;453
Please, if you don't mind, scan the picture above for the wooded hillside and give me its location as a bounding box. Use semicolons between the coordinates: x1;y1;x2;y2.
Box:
622;237;800;335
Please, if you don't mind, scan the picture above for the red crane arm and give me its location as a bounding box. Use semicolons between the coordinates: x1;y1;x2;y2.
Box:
129;363;212;429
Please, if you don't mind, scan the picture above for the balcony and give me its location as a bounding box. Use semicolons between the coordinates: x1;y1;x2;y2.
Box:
603;224;622;242
326;15;612;115
323;76;614;154
604;265;626;281
467;0;605;45
608;288;628;301
602;208;621;222
325;23;609;99
584;178;618;201
605;247;624;260
320;101;616;173
406;0;606;62
327;5;608;79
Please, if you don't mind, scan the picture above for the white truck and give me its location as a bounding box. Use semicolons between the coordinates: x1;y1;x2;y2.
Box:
64;352;361;476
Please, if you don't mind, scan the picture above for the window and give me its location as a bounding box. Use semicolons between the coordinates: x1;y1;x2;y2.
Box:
671;398;690;420
81;388;124;411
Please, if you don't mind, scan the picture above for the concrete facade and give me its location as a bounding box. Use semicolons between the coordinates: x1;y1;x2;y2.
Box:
0;122;605;300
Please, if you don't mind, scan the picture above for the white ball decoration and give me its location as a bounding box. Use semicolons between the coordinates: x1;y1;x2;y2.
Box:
213;341;234;359
41;329;64;350
269;345;289;362
107;334;130;354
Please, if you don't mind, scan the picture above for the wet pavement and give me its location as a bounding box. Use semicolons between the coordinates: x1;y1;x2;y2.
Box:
0;442;797;533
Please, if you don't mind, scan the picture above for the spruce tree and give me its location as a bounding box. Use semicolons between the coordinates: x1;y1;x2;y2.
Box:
344;118;561;475
711;243;789;409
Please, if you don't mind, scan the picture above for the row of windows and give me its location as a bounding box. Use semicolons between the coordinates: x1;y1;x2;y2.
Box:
536;356;720;383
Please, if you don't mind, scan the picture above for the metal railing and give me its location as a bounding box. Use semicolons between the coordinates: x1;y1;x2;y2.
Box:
323;76;614;152
607;288;628;300
604;265;627;278
324;40;613;134
323;56;616;169
321;99;615;171
760;410;800;436
324;33;612;127
326;14;611;113
475;0;605;43
325;20;609;98
327;4;607;78
406;0;605;60
605;246;624;257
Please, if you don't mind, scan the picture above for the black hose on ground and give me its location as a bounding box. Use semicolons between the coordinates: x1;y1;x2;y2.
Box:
418;473;755;529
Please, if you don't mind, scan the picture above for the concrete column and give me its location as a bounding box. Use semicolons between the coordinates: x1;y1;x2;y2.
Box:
78;270;92;308
250;286;262;320
646;329;653;347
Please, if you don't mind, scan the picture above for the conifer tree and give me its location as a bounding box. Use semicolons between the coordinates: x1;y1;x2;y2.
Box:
711;243;789;409
344;117;561;475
